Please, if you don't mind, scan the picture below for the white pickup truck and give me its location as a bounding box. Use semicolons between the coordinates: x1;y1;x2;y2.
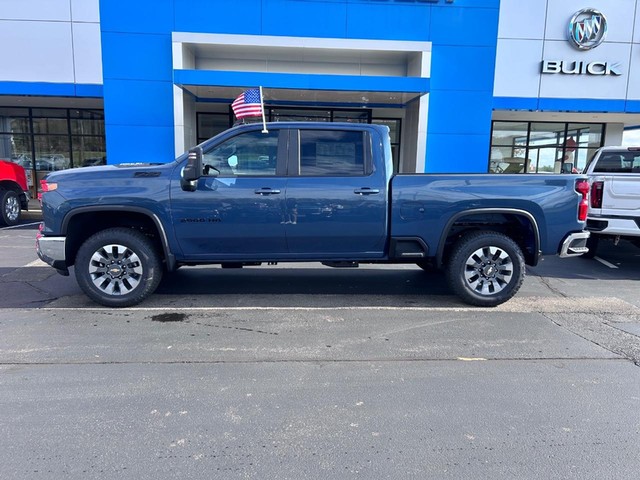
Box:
583;146;640;257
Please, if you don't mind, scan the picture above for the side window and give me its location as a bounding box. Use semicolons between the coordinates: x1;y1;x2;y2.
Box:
299;130;366;176
202;130;278;176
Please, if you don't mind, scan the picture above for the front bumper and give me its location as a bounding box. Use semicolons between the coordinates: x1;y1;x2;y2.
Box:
559;231;590;257
36;234;69;275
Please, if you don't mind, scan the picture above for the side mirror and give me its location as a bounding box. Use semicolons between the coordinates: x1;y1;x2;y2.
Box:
181;146;203;192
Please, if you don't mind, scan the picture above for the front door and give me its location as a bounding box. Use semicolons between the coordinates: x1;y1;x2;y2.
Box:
170;128;288;260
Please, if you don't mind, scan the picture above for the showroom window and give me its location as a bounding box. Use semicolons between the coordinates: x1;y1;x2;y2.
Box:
0;107;106;197
490;121;605;174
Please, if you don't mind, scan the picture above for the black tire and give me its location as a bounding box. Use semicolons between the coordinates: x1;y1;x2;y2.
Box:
75;227;163;307
581;235;599;259
445;231;525;307
0;190;21;226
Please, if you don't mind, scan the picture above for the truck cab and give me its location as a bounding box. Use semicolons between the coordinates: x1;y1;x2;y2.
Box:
174;123;389;261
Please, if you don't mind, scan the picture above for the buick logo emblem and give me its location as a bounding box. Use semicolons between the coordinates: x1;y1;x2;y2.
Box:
568;8;607;50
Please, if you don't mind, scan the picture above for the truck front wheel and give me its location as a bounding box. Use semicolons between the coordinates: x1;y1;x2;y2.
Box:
1;190;21;226
446;231;525;307
75;227;163;307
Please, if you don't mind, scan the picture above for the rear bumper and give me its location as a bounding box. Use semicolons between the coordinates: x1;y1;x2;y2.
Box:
559;231;590;257
36;234;69;275
587;217;640;237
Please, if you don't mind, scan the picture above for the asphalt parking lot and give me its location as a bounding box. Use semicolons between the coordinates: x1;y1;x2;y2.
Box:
1;218;639;479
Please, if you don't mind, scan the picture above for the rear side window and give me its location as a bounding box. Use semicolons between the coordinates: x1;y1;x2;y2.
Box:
594;152;640;173
299;130;365;176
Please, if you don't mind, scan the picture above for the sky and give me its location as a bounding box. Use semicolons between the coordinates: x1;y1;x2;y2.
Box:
622;128;640;146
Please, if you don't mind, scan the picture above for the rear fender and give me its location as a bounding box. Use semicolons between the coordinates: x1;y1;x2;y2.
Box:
436;208;541;268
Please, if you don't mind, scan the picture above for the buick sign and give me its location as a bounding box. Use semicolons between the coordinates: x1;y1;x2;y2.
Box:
568;8;607;50
541;8;621;76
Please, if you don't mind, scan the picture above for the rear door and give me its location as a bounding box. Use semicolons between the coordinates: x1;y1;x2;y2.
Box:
283;127;388;258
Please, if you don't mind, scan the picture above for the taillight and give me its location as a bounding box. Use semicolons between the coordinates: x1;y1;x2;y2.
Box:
591;181;603;209
40;178;57;192
575;179;589;221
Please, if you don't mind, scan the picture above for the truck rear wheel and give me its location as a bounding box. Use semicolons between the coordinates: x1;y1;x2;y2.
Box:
75;227;163;307
446;231;525;307
1;190;21;226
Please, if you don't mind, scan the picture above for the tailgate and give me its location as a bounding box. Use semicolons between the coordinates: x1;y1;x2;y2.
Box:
602;174;640;214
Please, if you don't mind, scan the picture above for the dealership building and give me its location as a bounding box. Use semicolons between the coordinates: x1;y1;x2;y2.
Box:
1;0;640;197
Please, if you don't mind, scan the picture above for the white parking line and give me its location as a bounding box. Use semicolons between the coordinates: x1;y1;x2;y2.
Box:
25;259;47;267
594;256;619;269
0;221;41;230
35;296;640;315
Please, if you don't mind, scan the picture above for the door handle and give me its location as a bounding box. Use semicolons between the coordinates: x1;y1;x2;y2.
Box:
254;188;281;195
354;187;380;195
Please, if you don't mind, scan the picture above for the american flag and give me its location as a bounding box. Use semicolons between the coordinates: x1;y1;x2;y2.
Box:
231;88;263;119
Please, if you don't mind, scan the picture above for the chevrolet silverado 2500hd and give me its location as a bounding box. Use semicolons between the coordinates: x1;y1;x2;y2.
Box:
36;122;590;307
582;146;640;258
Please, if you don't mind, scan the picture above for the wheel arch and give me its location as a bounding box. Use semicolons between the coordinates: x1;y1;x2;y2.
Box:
436;208;541;268
0;180;28;208
61;206;176;270
0;180;24;193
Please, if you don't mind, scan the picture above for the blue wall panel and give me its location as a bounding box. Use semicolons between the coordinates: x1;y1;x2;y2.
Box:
99;0;501;171
174;70;429;94
100;0;174;34
262;0;347;38
538;98;626;113
102;33;172;82
425;133;491;173
496;97;640;114
103;80;174;127
105;125;176;164
493;97;538;111
424;0;500;172
427;90;493;136
433;0;499;8
626;101;640;113
174;0;262;34
346;2;430;41
430;6;499;47
0;82;102;98
430;45;496;92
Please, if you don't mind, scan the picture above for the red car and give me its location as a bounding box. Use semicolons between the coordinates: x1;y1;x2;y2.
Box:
0;160;30;226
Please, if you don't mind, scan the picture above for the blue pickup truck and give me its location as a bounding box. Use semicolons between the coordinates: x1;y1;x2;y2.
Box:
37;122;590;307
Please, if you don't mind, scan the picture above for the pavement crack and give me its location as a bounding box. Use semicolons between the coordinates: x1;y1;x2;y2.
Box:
542;312;640;367
529;270;568;298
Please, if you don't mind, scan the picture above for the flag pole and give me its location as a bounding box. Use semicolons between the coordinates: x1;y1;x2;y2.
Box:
259;86;268;133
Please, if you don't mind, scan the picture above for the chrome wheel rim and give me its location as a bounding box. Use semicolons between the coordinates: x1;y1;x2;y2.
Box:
463;246;513;296
4;195;19;222
89;244;143;295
